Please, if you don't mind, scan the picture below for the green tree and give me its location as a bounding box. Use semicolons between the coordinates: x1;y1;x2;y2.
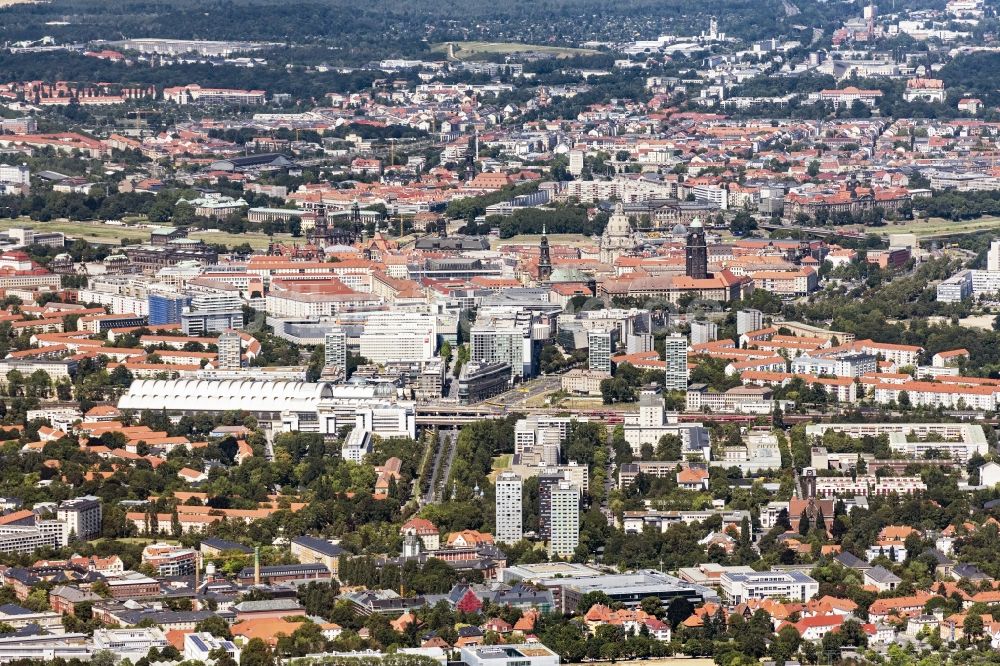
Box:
666;596;694;628
640;596;662;617
240;638;275;666
576;590;612;613
964;613;984;639
195;615;233;639
798;509;811;536
655;434;682;461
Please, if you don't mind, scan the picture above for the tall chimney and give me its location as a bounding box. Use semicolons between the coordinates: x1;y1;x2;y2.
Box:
253;546;261;586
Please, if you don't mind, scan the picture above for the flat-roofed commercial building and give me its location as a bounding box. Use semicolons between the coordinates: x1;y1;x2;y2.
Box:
720;570;819;604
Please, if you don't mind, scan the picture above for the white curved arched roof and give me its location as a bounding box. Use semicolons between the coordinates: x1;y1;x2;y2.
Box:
118;378;332;413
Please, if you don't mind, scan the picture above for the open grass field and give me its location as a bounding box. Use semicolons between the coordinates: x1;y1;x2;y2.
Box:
896;216;1000;238
546;395;607;410
0;218;148;245
188;228;293;250
432;41;598;60
0;218;291;250
830;216;1000;239
488;454;513;483
492;233;594;249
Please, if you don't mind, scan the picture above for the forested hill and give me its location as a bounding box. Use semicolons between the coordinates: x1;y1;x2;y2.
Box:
0;0;940;57
940;51;1000;106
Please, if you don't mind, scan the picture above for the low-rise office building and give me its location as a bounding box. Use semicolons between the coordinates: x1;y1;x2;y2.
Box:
720;570;819;604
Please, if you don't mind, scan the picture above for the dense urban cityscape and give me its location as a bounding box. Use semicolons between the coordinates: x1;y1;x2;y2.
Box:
0;0;999;665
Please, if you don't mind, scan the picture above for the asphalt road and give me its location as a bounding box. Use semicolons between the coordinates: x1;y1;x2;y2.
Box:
488;375;562;408
427;429;459;503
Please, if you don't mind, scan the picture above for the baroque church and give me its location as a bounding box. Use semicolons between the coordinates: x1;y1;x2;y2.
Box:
599;201;639;264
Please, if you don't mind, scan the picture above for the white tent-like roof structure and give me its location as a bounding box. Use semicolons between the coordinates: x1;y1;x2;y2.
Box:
118;378;334;414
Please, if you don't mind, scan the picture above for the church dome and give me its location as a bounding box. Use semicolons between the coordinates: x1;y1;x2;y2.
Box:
671;223;687;236
550;267;590;282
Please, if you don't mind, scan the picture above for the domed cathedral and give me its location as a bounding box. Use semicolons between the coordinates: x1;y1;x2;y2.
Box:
600;200;638;265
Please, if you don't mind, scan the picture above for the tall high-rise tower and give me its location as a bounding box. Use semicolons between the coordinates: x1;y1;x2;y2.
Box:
324;328;347;380
548;482;580;558
663;334;689;392
989;240;1000;272
685;217;708;279
217;330;242;370
495;472;523;544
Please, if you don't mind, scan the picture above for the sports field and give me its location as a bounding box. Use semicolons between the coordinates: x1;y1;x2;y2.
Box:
432;41;598;60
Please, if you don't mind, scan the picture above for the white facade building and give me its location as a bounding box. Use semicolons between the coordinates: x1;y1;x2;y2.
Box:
217;331;242;370
663;334;688;391
341;428;373;463
690;321;718;345
93;629;169;662
588;328;614;373
0;165;30;187
736;309;763;335
548;481;580;557
624;389;711;458
720;570;819;603
56;496;102;541
791;353;877;377
471;313;536;379
119;379;416;439
495;472;523;545
324;328;347;379
460;645;559;666
358;313;437;364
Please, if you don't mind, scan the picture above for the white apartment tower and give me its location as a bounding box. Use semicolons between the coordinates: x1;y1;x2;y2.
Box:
663;334;688;392
626;332;653;354
324;328;347;380
0;164;30;187
638;388;666;427
470;313;535;379
588;329;614;373
495;472;523;544
736;309;763;335
56;496;102;541
989;241;1000;272
548;481;580;558
217;331;242;370
690;320;718;345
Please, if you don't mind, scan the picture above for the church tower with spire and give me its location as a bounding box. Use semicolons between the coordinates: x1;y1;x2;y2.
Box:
537;224;552;282
685;217;708;279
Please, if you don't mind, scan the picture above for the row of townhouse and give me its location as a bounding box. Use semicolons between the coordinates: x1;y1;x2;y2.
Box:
740;371;858;403
814;475;927;497
867;377;1000;411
